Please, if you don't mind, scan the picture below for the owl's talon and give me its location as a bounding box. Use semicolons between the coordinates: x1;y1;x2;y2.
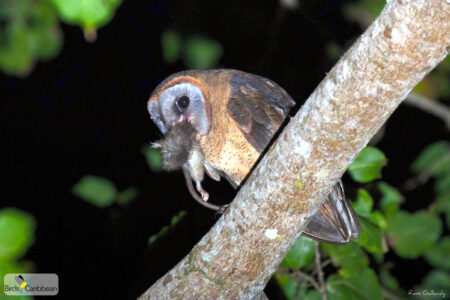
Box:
199;190;209;202
215;204;230;217
195;182;209;201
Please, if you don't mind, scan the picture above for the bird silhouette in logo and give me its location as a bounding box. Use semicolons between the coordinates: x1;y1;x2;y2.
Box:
14;275;28;289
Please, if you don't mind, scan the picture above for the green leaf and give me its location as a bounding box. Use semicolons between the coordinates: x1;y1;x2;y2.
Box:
282;235;315;269
161;29;182;64
362;0;385;17
275;273;299;300
436;172;450;195
435;194;450;215
447;213;450;231
143;146;162;172
411;141;449;174
159;225;169;236
170;210;187;226
116;187;138;205
326;268;383;300
387;210;442;258
424;236;450;270
380;267;401;293
183;35;223;69
148;211;187;245
434;194;450;230
343;0;385;28
419;270;450;299
52;0;122;38
148;235;158;244
377;182;402;220
275;275;318;300
322;242;369;277
357;218;385;254
305;290;322;300
326;42;343;62
367;210;387;230
352;189;373;217
72;175;117;207
0;208;35;260
348;147;386;183
27;0;63;60
432;157;450;178
294;283;309;299
372;252;384;264
0;0;62;76
0;26;33;75
434;194;450;231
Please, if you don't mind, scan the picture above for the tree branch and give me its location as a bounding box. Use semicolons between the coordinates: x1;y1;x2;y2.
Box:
140;1;449;298
315;242;326;300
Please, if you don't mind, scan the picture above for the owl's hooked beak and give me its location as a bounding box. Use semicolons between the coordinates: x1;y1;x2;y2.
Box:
170;114;190;130
176;114;185;124
171;114;201;134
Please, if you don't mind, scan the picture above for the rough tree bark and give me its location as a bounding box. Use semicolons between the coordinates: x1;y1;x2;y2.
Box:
140;0;449;299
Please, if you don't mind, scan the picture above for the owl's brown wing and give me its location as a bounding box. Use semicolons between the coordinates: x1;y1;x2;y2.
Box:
227;71;295;153
302;181;361;244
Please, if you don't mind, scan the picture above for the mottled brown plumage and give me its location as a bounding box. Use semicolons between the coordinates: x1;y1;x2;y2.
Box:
148;69;360;243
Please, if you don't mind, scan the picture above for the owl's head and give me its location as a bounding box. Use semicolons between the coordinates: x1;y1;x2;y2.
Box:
148;71;211;135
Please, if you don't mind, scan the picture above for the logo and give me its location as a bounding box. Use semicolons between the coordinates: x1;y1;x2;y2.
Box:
4;274;58;296
14;275;29;291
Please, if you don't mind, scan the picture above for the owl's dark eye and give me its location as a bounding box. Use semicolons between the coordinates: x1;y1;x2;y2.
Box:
176;96;190;110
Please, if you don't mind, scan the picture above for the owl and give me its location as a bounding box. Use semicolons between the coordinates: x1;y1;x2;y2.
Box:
148;69;360;243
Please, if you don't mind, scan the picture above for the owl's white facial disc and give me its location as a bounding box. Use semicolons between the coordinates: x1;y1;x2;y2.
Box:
158;82;209;135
